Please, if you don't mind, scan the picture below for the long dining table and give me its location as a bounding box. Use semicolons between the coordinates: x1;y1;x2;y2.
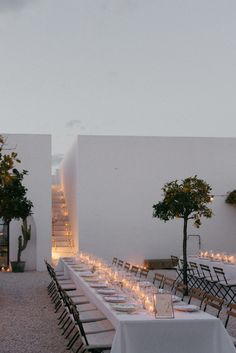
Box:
57;257;236;353
188;255;236;280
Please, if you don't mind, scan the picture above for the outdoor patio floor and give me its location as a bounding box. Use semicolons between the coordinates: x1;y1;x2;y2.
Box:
0;271;68;353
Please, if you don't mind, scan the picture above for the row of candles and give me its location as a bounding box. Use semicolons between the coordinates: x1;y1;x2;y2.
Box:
78;252;158;314
198;250;236;264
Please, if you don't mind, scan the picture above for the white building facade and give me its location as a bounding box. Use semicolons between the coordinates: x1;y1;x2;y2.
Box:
60;135;236;265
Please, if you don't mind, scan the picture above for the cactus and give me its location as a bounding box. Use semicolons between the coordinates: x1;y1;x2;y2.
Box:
17;218;31;263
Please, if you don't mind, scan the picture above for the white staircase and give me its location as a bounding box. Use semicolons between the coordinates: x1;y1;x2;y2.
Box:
52;185;75;262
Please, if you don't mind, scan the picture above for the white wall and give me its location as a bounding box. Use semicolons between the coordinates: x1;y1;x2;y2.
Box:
5;134;51;271
60;135;236;265
60;138;79;251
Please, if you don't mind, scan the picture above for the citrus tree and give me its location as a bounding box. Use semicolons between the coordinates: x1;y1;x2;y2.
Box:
0;135;33;223
0;168;33;224
0;135;33;268
0;135;21;187
225;190;236;206
152;176;213;290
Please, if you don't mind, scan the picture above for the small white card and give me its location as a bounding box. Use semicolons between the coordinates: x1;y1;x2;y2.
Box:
154;293;174;319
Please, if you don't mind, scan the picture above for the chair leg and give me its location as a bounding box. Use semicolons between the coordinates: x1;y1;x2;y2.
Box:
58;309;68;324
65;324;76;339
67;331;80;350
62;319;73;336
59;315;70;330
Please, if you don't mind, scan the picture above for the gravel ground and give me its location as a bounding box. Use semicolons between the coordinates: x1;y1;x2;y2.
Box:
0;271;68;353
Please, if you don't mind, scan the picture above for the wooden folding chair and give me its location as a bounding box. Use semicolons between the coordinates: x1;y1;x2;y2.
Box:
188;287;206;308
162;276;176;291
117;259;124;268
153;273;164;289
199;264;219;296
67;304;115;352
130;265;139;276
174;281;187;300
124;262;131;271
139;267;149;279
112;257;118;266
203;294;224;317
213;266;236;303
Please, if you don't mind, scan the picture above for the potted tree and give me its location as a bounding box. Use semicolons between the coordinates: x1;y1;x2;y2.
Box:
0;168;33;272
152;175;213;293
0;136;33;272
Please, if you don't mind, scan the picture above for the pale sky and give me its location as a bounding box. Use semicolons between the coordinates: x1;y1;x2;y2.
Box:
0;0;236;170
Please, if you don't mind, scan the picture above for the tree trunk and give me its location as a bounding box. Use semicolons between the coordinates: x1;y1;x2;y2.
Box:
183;217;188;294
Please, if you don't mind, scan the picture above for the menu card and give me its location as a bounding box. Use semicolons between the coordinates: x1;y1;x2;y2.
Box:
154;293;174;319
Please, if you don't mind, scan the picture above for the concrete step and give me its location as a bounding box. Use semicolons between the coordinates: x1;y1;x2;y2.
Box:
52;205;66;209
53;230;72;236
52;248;75;254
52;210;68;215
53;242;73;248
52;212;68;216
52;201;67;207
52;215;68;220
53;241;72;245
52;235;73;243
52;233;72;238
52;232;72;237
52;248;76;265
52;214;69;219
52;217;69;222
52;221;70;226
53;225;71;231
52;213;68;218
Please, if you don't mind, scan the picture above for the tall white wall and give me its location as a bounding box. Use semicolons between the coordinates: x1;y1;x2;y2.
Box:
60;138;79;252
5;134;51;271
61;135;236;265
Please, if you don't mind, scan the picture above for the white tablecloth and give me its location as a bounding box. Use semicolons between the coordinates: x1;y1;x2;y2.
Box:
188;256;236;280
58;259;236;353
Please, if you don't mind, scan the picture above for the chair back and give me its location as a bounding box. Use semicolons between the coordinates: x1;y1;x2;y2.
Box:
171;255;179;267
124;262;131;271
203;294;224;317
130;265;139;276
174;282;187;299
117;259;124;268
188;287;206;307
153;273;164;288
112;257;118;265
139;267;149;278
225;303;236;328
189;261;201;276
71;304;89;345
199;264;214;281
162;276;175;291
213;266;228;284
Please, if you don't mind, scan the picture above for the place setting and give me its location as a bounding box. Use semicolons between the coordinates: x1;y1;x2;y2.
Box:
89;282;109;288
104;294;128;303
96;288;117;295
173;304;200;312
